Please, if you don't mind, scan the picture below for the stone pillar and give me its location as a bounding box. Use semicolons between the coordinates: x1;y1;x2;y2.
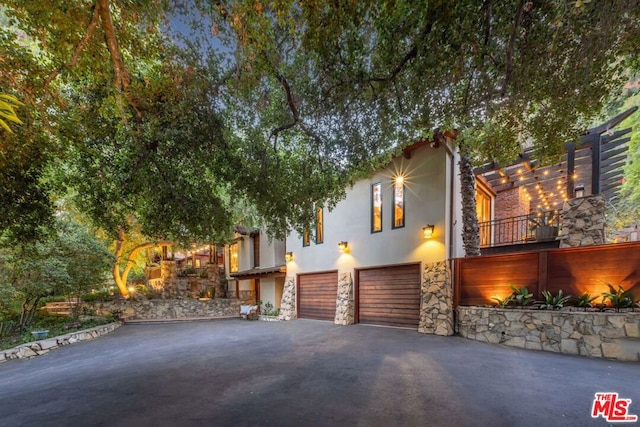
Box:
278;276;297;321
161;260;177;294
418;260;454;336
334;273;354;326
559;195;606;248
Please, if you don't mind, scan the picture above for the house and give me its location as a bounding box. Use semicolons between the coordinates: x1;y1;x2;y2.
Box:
474;107;638;254
225;226;287;311
284;140;464;331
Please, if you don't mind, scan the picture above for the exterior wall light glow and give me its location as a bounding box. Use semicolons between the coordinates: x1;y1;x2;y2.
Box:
575;184;584;198
285;252;293;262
423;225;435;239
338;241;348;252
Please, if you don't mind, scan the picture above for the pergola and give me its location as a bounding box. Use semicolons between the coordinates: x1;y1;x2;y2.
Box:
475;107;637;212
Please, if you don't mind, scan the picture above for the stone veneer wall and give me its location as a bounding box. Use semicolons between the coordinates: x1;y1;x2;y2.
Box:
87;298;241;320
457;307;640;361
0;322;121;363
559;195;606;248
418;261;454;336
278;276;297;321
334;273;354;326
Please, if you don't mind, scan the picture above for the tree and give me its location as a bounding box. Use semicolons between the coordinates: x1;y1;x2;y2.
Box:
0;216;113;331
203;0;640;254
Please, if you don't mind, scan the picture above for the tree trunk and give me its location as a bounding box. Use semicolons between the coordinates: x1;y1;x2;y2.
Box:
459;143;481;257
112;231;173;297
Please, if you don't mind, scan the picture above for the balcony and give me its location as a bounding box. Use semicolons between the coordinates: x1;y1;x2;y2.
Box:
478;210;561;255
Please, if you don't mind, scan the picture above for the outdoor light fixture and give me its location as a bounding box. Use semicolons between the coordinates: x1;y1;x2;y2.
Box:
422;225;435;239
575;184;585;198
338;241;348;252
285;252;293;262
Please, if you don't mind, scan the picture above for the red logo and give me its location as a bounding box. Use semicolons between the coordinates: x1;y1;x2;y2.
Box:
591;392;638;423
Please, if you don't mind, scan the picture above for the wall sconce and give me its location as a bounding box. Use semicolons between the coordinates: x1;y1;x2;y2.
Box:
575;184;584;198
422;225;435;239
285;252;293;263
338;241;348;252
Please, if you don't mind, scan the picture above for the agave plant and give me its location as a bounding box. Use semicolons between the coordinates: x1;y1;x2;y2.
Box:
572;292;598;310
539;290;572;310
492;295;513;308
602;283;638;311
509;284;535;307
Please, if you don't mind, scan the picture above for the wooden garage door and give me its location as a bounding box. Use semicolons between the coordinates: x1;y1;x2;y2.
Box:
357;264;421;328
298;271;338;321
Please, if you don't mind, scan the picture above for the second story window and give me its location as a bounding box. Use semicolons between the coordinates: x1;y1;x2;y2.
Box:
371;182;382;233
316;206;324;244
392;176;405;229
229;242;239;273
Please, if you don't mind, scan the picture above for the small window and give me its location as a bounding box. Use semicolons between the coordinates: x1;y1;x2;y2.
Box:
302;227;310;247
195;258;201;268
392;178;405;229
229;243;239;273
316;206;324;244
371;182;382;233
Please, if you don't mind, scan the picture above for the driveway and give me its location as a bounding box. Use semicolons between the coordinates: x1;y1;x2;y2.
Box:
0;319;638;426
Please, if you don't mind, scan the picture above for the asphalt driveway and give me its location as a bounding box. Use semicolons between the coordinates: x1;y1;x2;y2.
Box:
0;319;638;427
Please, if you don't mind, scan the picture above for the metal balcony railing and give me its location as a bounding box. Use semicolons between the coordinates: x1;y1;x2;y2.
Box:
478;210;560;248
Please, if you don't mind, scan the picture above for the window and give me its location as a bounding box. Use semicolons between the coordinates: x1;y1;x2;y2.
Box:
476;183;493;247
371;182;382;233
229;243;239;273
252;234;260;267
316;206;324;244
195;258;201;268
303;227;310;247
392;178;405;229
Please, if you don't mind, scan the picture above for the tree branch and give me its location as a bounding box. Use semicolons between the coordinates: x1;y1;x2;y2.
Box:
39;3;101;120
97;0;130;92
501;0;526;96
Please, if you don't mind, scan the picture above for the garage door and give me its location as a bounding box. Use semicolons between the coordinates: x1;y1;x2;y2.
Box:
357;264;421;328
298;271;338;321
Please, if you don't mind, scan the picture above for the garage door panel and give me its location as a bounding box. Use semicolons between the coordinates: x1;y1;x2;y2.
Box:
358;264;421;329
298;271;338;321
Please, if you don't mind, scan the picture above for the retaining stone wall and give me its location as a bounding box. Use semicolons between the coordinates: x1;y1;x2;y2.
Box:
0;322;121;363
279;276;297;321
418;261;454;336
88;298;240;320
334;273;354;325
457;307;640;361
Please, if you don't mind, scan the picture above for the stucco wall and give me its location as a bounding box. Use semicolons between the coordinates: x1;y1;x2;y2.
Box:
286;145;450;278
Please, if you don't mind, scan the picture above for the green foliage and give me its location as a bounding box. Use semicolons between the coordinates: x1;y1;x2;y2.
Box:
261;301;280;317
492;295;513;308
572;292;599;309
509;284;535;307
602;283;639;310
0;215;113;329
539;290;572;310
0;93;23;133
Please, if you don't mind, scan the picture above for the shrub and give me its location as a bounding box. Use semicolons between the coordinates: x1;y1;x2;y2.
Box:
572;292;598;309
509;284;535;307
539;290;571;310
602;283;638;310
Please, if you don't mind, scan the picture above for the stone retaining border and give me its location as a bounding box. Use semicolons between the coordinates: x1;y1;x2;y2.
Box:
0;322;122;363
457;307;640;361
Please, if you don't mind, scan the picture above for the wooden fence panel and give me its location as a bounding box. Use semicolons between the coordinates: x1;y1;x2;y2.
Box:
454;241;640;306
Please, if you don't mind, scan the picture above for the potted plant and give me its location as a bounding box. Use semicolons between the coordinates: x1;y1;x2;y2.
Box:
529;210;559;241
